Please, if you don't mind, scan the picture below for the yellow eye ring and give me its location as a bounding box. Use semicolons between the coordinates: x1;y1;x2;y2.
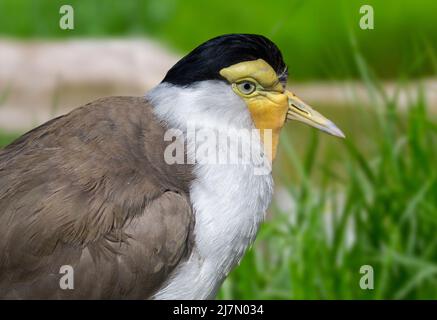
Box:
235;81;256;95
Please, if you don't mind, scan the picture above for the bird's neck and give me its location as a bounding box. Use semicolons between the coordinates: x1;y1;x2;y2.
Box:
149;81;274;299
147;81;281;164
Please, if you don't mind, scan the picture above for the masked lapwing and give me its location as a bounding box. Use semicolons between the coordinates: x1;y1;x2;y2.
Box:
0;34;344;299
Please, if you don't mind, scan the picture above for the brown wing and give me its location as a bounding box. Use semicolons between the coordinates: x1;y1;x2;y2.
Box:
0;97;194;299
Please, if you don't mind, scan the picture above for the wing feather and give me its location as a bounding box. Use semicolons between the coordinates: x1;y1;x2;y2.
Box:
0;97;194;299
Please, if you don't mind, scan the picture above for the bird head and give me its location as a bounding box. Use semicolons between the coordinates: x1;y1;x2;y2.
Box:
161;34;344;160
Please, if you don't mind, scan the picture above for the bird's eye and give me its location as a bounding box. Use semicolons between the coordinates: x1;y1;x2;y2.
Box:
236;81;256;95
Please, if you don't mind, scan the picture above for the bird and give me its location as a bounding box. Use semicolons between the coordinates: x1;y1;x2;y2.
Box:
0;34;344;299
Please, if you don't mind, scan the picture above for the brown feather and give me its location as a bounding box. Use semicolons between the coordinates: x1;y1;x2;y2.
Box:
0;96;195;299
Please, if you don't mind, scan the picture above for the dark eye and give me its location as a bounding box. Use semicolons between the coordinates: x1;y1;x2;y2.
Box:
236;81;256;95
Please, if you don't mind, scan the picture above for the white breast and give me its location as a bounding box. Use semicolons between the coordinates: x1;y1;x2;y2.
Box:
147;81;274;299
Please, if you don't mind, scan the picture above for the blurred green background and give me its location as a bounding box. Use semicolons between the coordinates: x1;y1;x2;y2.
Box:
0;0;436;299
1;0;437;80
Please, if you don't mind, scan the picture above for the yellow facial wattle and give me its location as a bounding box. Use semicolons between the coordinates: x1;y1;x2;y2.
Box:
219;59;345;162
220;59;288;161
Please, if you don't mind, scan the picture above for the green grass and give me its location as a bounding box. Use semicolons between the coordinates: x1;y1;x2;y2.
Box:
1;0;437;80
217;84;437;300
216;38;437;299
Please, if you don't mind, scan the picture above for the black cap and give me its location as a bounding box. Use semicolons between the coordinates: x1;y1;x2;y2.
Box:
162;34;288;86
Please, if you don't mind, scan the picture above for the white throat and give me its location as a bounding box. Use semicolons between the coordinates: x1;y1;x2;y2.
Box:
147;81;274;299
